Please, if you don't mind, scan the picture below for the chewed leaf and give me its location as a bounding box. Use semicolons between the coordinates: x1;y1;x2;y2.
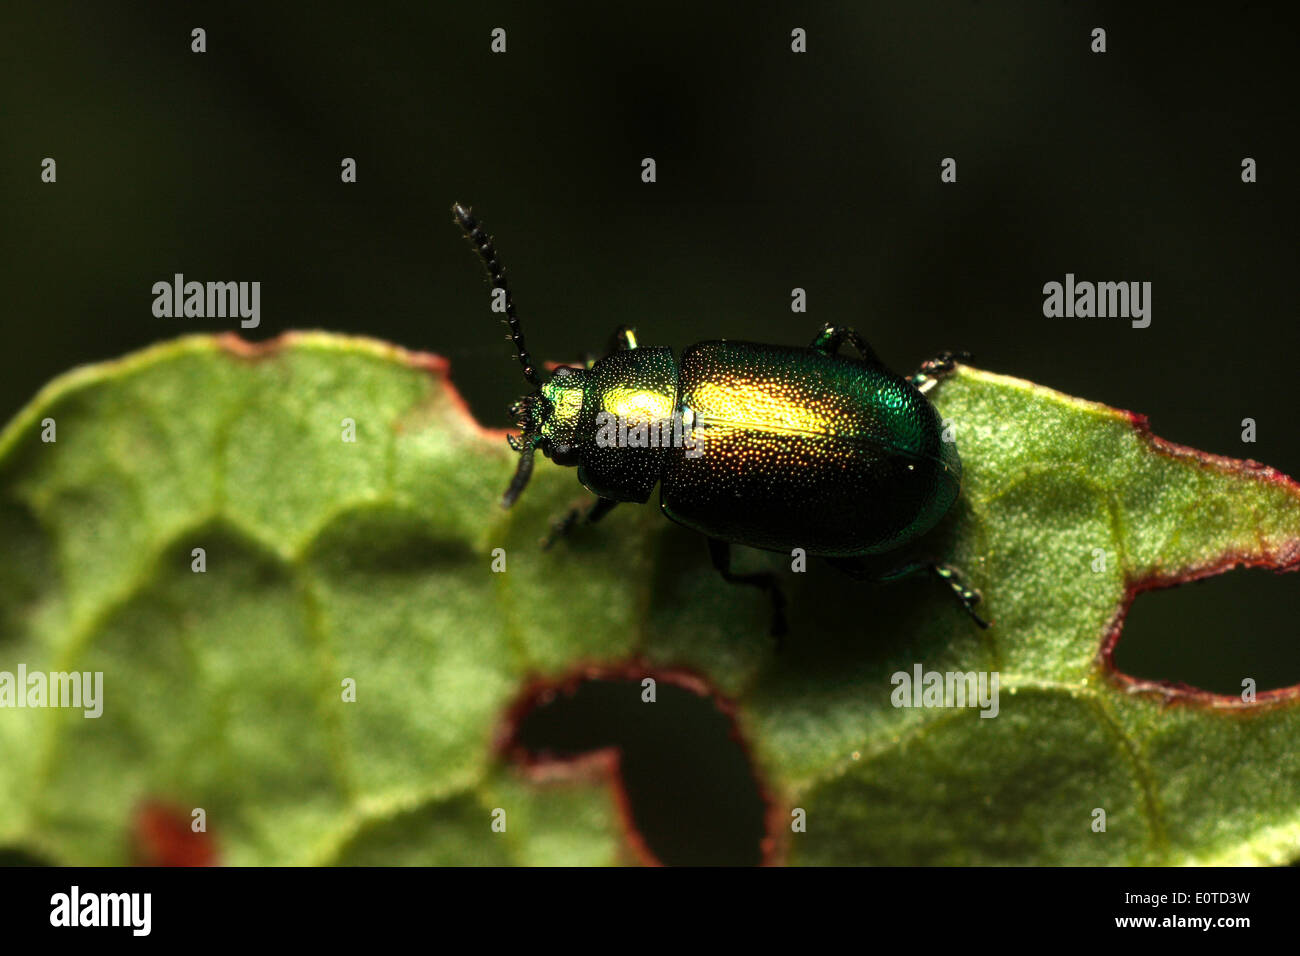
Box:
0;333;1297;865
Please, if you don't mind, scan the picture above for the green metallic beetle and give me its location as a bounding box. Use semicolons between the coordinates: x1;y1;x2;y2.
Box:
453;202;988;634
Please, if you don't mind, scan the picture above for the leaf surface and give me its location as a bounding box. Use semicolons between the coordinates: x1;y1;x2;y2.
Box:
1;333;1297;865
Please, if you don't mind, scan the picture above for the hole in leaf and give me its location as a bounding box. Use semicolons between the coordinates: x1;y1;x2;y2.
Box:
1113;569;1300;696
510;675;769;866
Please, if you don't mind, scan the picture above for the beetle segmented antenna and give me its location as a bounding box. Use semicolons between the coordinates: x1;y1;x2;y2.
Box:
452;202;541;388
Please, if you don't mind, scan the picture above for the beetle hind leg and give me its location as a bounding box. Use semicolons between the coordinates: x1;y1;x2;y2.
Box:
930;563;990;629
827;556;990;629
707;538;789;640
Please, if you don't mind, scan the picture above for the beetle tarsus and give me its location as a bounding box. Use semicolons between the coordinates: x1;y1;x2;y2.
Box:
930;563;991;629
541;496;619;549
910;350;971;395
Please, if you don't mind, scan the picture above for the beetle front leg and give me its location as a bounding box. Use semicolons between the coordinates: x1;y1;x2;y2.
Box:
706;538;789;640
908;350;971;395
541;496;619;550
810;324;884;366
607;325;638;352
583;326;639;368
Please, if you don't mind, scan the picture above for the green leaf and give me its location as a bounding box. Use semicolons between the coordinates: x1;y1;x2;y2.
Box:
1;333;1297;865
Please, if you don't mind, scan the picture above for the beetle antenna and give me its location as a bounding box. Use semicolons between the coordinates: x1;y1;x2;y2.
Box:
452;202;541;388
501;436;537;508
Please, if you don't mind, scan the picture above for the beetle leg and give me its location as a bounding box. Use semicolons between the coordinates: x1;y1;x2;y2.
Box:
608;326;639;352
929;563;990;629
541;496;619;549
583;327;639;369
706;538;789;640
826;556;990;628
909;350;972;395
810;324;885;366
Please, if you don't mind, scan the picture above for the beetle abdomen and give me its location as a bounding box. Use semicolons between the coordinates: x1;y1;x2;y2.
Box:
661;341;960;556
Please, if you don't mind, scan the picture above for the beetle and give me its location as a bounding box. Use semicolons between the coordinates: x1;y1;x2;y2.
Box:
452;201;988;635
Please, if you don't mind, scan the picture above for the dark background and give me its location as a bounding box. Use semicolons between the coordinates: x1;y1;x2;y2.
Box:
3;2;1297;862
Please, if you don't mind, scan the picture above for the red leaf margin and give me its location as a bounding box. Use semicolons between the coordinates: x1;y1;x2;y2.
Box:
1097;410;1300;709
495;662;787;867
132;800;217;867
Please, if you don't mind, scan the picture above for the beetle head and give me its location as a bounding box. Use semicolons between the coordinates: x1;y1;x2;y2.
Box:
502;364;588;506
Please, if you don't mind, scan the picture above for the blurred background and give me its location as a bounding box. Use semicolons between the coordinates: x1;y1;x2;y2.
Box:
2;1;1297;863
